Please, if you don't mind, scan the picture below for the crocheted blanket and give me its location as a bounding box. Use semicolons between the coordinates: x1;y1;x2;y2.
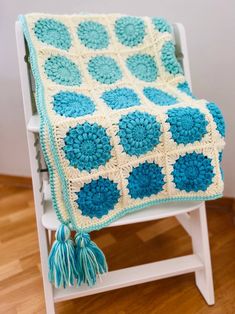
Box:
20;13;225;288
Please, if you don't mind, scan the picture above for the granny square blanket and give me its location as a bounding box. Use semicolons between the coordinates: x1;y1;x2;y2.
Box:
20;13;225;288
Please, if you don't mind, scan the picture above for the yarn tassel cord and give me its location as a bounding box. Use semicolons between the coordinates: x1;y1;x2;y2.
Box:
48;225;108;288
75;232;108;287
48;224;77;288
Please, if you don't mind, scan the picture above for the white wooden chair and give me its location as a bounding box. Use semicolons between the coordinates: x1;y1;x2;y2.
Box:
15;21;215;314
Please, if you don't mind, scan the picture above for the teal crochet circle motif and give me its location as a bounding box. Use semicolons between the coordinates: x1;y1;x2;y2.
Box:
167;107;208;144
127;162;164;199
101;87;141;109
143;87;178;106
88;56;122;84
77;21;109;49
177;81;194;98
53;91;95;117
114;16;146;47
63;122;112;171
44;55;82;86
34;18;71;50
206;102;225;137
173;152;214;192
152;17;172;33
118;111;161;156
126;54;158;82
161;41;183;75
76;177;120;218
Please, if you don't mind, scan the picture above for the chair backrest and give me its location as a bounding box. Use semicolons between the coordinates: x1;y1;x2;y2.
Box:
173;23;192;88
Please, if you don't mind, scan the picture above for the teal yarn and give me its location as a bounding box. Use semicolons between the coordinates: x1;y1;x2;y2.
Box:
77;21;109;49
34;18;71;50
128;162;164;199
206;102;225;137
167;107;208;144
48;224;77;288
219;151;223;163
88;56;122;84
143;87;178;106
115;16;146;47
63;122;112;172
77;177;120;218
44;55;81;86
126;54;158;82
161;41;183;75
101;87;141;109
177;81;194;98
152;17;172;33
118;111;161;156
53;91;95;117
75;233;108;286
173;152;215;192
219;152;224;180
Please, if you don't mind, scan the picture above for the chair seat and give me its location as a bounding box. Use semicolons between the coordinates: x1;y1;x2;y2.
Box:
42;197;202;231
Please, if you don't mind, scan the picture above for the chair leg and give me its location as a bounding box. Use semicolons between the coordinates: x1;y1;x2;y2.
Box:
190;203;215;305
47;230;52;247
38;224;56;313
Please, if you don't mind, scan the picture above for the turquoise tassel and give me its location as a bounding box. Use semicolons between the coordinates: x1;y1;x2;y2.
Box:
75;233;108;286
48;224;77;288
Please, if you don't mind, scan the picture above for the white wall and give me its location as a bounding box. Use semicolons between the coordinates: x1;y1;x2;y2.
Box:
0;0;234;196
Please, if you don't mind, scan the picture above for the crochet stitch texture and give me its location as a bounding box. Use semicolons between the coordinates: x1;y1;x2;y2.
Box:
115;16;146;47
126;54;158;82
118;111;161;156
77;21;109;49
207;102;225;137
53;92;95;117
20;13;225;233
143;87;178;106
34;18;72;50
177;81;194;97
76;177;120;218
102;88;141;109
88;56;122;84
128;162;165;199
161;41;183;75
152;17;172;33
44;55;81;86
173;153;215;192
167;107;208;144
63;122;112;172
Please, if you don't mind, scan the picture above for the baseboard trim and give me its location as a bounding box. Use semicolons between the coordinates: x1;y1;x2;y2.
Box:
0;174;32;188
206;197;235;211
206;197;235;222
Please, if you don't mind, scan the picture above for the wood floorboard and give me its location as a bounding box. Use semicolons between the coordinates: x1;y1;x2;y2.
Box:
0;184;235;313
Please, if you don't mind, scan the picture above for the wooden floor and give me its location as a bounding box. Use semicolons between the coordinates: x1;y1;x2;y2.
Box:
0;183;235;314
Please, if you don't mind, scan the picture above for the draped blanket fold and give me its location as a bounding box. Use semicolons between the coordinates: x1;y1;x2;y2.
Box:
20;13;225;287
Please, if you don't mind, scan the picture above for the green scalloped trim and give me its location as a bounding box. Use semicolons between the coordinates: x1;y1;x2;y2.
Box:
19;15;223;234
